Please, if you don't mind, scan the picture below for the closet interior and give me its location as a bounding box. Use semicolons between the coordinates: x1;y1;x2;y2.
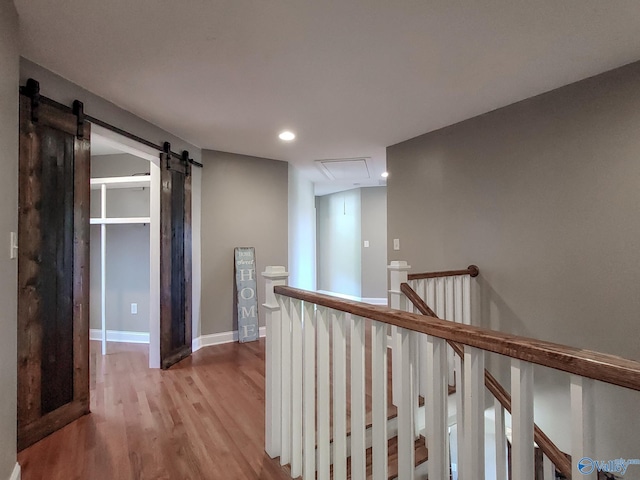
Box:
90;147;151;355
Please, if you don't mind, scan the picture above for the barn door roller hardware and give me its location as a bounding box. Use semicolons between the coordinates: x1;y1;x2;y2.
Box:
163;142;191;176
182;150;191;177
72;100;85;139
21;78;41;123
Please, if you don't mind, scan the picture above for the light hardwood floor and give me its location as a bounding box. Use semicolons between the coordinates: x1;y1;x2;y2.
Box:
18;340;294;480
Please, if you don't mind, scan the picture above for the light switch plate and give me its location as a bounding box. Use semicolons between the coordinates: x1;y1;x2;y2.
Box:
10;232;17;259
131;303;138;314
393;238;400;250
364;240;369;248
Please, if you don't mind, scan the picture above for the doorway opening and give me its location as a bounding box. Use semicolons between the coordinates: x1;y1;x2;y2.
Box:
90;125;162;368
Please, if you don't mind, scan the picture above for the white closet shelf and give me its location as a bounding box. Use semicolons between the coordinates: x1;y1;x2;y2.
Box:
90;175;150;189
90;217;151;225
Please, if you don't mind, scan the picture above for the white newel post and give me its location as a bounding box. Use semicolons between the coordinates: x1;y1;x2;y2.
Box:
262;266;289;459
388;261;411;407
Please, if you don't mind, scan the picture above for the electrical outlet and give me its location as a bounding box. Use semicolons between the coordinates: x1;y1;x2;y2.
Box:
131;303;138;314
393;238;400;250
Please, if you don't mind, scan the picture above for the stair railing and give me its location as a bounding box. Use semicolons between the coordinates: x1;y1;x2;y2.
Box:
389;261;479;476
401;280;571;478
262;265;640;480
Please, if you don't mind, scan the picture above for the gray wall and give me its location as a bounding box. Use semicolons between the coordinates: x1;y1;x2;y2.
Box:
288;165;316;290
90;226;150;333
201;150;288;335
361;187;387;299
90;154;151;333
316;189;362;297
0;1;18;476
387;61;640;457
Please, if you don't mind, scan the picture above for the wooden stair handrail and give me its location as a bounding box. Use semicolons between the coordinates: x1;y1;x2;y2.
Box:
401;282;572;478
273;285;640;393
407;264;479;281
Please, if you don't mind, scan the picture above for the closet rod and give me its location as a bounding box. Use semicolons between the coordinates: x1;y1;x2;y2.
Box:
20;78;204;168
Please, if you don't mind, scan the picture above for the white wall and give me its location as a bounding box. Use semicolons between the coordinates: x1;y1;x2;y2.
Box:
316;189;362;297
360;187;387;299
0;0;19;476
316;187;387;299
288;165;316;290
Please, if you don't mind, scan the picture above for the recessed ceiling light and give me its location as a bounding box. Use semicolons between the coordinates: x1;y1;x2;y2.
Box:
279;131;295;141
381;171;389;178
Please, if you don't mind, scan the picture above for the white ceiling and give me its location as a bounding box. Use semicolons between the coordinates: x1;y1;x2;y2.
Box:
14;0;640;194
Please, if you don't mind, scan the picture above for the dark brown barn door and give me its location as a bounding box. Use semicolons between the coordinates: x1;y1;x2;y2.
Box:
160;146;192;369
17;81;90;450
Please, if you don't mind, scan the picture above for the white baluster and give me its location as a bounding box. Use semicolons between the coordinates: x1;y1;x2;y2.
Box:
454;353;465;479
417;279;426;305
494;397;507;480
463;346;485;479
262;267;288;458
427;335;449;479
303;302;316;480
454;276;463;324
454;276;465;478
511;359;534;480
426;278;436;312
462;275;471;325
371;320;388;480
279;295;292;466
351;316;366;480
445;276;455;320
435;277;445;318
388;261;410;407
332;310;348;480
398;327;416;480
571;375;596;480
543;455;555;480
290;299;303;477
413;330;421;439
392;324;401;407
446;277;456;388
316;307;330;479
402;282;422;438
419;329;428;398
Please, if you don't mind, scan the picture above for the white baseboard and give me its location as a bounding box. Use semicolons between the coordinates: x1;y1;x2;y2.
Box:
90;329;150;344
362;297;388;306
90;327;267;352
316;289;360;301
192;326;266;352
316;290;388;306
10;463;20;480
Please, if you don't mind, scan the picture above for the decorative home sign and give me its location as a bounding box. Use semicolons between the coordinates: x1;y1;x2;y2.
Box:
234;247;259;343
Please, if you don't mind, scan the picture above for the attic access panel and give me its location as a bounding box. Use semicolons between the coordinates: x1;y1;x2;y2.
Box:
316;158;372;181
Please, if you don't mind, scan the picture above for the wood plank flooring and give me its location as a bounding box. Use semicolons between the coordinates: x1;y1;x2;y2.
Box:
18;340;294;480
